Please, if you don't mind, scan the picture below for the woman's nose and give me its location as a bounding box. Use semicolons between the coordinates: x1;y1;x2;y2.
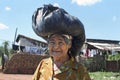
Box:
53;43;60;49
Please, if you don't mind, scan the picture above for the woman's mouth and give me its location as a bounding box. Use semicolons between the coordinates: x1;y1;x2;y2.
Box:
52;51;61;55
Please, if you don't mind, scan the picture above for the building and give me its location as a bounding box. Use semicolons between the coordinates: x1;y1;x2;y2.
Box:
84;38;120;57
12;34;48;54
86;38;120;51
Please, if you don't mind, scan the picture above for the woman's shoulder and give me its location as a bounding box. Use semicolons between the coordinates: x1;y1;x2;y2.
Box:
40;57;52;64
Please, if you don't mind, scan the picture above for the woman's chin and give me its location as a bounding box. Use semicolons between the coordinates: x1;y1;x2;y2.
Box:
51;52;61;58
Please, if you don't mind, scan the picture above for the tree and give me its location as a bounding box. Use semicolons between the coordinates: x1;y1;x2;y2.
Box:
2;41;9;58
0;46;4;57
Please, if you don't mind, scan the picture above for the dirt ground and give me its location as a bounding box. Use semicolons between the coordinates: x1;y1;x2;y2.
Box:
0;72;33;80
0;66;33;80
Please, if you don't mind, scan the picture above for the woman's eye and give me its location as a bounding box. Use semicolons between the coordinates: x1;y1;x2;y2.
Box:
59;42;64;45
49;42;55;45
49;41;65;46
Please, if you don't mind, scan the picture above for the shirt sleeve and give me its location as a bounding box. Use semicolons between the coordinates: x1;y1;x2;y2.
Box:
32;61;43;80
78;63;91;80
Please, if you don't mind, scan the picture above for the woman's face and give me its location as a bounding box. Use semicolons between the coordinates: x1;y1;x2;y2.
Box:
48;34;71;61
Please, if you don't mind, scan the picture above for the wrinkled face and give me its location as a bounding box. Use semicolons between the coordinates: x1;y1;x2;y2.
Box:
48;34;71;61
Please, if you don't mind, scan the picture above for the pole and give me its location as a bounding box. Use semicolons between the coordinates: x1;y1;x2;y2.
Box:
13;28;18;44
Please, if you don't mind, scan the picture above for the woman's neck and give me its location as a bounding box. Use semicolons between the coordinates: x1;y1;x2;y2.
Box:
54;55;69;67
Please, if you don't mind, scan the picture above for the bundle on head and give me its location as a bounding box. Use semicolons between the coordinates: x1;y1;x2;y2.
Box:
32;4;85;58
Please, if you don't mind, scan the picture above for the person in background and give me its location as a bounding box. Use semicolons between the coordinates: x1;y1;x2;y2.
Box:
32;4;91;80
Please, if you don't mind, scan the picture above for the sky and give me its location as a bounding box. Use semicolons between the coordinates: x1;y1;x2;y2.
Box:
0;0;120;45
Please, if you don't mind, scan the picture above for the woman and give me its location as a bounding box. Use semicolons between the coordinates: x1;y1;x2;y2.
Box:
32;4;91;80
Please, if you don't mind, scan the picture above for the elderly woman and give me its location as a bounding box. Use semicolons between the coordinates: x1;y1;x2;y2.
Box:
32;4;91;80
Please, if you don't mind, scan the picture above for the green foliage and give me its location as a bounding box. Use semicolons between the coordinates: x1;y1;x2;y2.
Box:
2;41;9;57
0;41;12;58
0;46;4;57
89;72;120;80
107;53;120;61
0;41;12;65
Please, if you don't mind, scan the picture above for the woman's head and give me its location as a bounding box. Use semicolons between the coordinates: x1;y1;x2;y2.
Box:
48;34;72;60
32;4;86;59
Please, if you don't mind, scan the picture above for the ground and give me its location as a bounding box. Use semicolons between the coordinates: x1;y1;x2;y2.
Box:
0;73;32;80
0;66;33;80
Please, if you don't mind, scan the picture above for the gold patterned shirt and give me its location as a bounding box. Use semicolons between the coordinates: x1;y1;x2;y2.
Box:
32;57;91;80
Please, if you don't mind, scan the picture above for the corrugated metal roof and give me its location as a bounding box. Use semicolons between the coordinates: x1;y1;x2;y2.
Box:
87;42;120;51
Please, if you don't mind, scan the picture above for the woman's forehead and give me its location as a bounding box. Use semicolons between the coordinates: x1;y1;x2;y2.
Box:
49;34;64;40
49;34;72;39
48;34;72;44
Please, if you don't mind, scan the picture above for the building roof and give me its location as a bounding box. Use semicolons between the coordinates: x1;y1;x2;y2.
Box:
86;39;120;51
87;38;120;44
16;34;47;44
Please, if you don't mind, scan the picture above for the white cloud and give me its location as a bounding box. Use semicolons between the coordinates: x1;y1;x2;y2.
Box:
71;0;102;6
5;6;11;11
53;3;60;7
0;23;9;30
112;16;117;22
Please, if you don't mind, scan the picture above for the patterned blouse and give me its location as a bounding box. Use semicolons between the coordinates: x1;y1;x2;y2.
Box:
32;57;91;80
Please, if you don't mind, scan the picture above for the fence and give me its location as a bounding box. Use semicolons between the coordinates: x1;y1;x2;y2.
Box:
105;60;120;72
82;55;120;72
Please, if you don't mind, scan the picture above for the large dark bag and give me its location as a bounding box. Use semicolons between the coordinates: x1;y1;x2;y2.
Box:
32;4;85;56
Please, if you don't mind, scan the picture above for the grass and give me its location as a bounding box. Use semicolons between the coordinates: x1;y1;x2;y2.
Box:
89;72;120;80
